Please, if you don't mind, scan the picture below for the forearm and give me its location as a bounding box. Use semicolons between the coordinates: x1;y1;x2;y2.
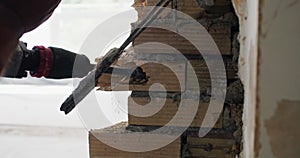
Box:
0;4;24;74
0;0;61;75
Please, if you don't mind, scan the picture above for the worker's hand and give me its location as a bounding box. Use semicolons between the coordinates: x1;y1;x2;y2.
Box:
3;42;93;79
3;42;39;78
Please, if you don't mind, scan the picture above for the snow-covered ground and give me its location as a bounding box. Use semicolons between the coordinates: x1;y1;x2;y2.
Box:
0;77;84;128
0;1;134;157
0;76;130;158
0;77;88;158
0;125;88;158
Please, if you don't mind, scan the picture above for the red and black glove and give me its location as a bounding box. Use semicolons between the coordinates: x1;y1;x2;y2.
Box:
4;42;93;79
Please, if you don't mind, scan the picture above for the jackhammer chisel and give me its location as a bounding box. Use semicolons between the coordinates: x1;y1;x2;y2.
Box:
60;0;172;114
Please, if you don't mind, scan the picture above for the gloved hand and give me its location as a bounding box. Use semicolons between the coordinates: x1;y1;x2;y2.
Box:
3;41;93;79
3;42;39;78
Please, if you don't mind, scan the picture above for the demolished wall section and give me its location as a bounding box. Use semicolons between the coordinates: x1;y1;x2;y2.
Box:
91;0;245;157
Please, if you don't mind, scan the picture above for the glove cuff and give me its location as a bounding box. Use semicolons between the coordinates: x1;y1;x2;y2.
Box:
32;46;53;78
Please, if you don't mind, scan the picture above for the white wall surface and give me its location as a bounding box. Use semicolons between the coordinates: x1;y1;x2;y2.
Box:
257;0;300;157
232;0;259;157
233;0;300;157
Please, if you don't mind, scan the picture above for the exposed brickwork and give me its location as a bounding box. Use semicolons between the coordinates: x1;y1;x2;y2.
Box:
92;0;243;157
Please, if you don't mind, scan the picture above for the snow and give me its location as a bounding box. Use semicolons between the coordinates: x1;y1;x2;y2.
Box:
0;78;88;158
0;75;129;158
0;125;88;158
0;76;82;128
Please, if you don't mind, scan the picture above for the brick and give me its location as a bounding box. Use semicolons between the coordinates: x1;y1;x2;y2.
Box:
133;20;232;55
97;60;186;92
133;0;205;19
96;55;236;92
186;136;237;158
186;57;237;90
177;0;205;19
128;95;223;128
89;122;181;158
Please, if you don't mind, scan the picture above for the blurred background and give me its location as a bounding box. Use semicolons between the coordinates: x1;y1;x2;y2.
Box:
0;0;134;157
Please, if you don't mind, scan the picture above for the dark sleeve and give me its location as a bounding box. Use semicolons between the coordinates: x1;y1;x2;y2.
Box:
0;4;23;74
0;0;61;33
0;0;61;74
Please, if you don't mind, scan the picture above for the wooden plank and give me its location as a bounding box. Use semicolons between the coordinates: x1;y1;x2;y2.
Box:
89;122;181;158
128;96;223;128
